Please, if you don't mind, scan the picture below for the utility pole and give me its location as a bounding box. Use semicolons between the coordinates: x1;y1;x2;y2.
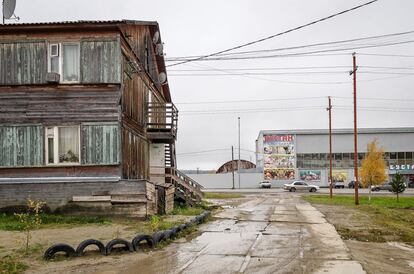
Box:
350;52;359;205
231;146;235;189
327;96;333;198
238;117;241;189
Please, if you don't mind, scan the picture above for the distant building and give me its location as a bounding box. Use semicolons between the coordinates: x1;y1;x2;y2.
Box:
256;128;414;187
216;160;256;173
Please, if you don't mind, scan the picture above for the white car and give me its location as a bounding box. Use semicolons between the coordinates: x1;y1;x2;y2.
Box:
259;181;272;188
284;181;319;192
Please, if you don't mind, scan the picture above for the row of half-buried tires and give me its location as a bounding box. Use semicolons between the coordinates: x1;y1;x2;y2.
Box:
43;211;211;260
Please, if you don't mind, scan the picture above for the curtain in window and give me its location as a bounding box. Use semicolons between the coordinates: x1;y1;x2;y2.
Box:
62;44;79;82
58;127;79;163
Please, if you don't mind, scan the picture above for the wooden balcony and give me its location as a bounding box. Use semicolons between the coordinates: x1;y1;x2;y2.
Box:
147;102;178;143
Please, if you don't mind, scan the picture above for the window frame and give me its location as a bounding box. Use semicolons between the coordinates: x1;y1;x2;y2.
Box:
45;125;81;165
48;42;81;84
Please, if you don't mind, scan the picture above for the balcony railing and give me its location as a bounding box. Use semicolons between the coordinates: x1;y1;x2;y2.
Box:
147;102;178;142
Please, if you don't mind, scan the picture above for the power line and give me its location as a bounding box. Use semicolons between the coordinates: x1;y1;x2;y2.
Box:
177;148;229;155
358;53;414;58
167;30;414;61
169;70;414;77
176;96;325;105
167;40;414;62
169;65;414;72
166;0;379;67
175;95;414;105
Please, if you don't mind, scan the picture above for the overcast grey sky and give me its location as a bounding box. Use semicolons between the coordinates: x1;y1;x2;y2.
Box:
12;0;414;170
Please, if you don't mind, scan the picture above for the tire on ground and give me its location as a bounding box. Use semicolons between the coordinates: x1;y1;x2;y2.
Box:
179;223;188;231
171;226;180;235
164;229;175;239
43;243;76;260
105;239;133;255
132;234;154;251
76;239;106;256
152;231;166;245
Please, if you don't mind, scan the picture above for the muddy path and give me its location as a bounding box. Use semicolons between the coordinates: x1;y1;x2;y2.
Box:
22;193;365;273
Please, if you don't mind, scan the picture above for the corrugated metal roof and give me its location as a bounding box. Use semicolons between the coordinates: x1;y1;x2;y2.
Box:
258;127;414;139
0;19;158;27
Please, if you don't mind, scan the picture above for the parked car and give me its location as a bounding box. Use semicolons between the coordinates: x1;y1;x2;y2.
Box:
259;181;272;189
284;181;319;192
348;181;362;189
371;182;407;192
332;181;345;189
370;182;392;192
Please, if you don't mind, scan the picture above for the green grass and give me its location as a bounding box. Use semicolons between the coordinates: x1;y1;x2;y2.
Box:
0;213;111;231
303;195;414;209
304;195;414;242
0;256;28;274
203;192;244;199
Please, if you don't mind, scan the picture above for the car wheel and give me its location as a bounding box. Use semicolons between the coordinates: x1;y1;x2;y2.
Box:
310;188;316;192
290;187;296;192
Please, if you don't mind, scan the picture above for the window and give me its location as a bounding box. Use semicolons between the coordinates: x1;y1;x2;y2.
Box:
48;43;80;83
45;126;80;164
334;153;342;160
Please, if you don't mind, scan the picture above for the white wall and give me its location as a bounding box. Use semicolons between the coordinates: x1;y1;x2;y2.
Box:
150;144;165;184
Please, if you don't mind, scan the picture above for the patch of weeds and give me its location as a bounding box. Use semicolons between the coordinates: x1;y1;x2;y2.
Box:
150;215;160;231
0;255;28;274
306;195;414;243
0;213;111;231
203;192;244;199
171;205;205;216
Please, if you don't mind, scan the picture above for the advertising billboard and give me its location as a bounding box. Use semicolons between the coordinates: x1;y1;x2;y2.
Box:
332;170;347;183
299;170;321;182
263;134;295;180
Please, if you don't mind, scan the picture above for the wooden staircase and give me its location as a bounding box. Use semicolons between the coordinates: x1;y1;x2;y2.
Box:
166;168;203;206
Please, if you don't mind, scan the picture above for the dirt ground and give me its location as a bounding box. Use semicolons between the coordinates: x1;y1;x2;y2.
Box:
0;215;191;273
313;204;414;274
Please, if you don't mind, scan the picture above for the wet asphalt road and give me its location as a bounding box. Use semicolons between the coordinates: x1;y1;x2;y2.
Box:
122;193;365;274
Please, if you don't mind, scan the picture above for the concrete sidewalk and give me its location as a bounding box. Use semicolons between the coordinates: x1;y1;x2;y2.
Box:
122;193;365;274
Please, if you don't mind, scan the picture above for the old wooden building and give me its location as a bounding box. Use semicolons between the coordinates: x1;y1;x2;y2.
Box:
0;20;202;217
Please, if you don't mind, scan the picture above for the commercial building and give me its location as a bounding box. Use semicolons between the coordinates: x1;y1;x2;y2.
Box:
256;128;414;187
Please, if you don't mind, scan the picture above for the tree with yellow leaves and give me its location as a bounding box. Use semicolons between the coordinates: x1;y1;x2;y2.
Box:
359;140;387;201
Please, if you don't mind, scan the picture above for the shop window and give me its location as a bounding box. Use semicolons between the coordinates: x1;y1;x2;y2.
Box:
334;153;342;160
48;43;80;83
397;152;405;160
45;126;80;164
390;152;397;159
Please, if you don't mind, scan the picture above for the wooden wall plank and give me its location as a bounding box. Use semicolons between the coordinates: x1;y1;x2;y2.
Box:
81;123;120;165
0;125;43;167
81;39;121;84
0;41;47;85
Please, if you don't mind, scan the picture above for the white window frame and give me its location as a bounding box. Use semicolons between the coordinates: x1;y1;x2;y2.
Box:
48;42;81;84
45;126;81;165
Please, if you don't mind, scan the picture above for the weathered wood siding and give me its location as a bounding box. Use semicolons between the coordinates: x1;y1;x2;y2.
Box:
122;69;147;131
0;125;43;167
81;39;121;84
0;41;47;85
81;123;120;165
0;87;120;124
121;127;149;180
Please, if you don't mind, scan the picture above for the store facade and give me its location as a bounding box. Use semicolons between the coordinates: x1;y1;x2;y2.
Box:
256;128;414;187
